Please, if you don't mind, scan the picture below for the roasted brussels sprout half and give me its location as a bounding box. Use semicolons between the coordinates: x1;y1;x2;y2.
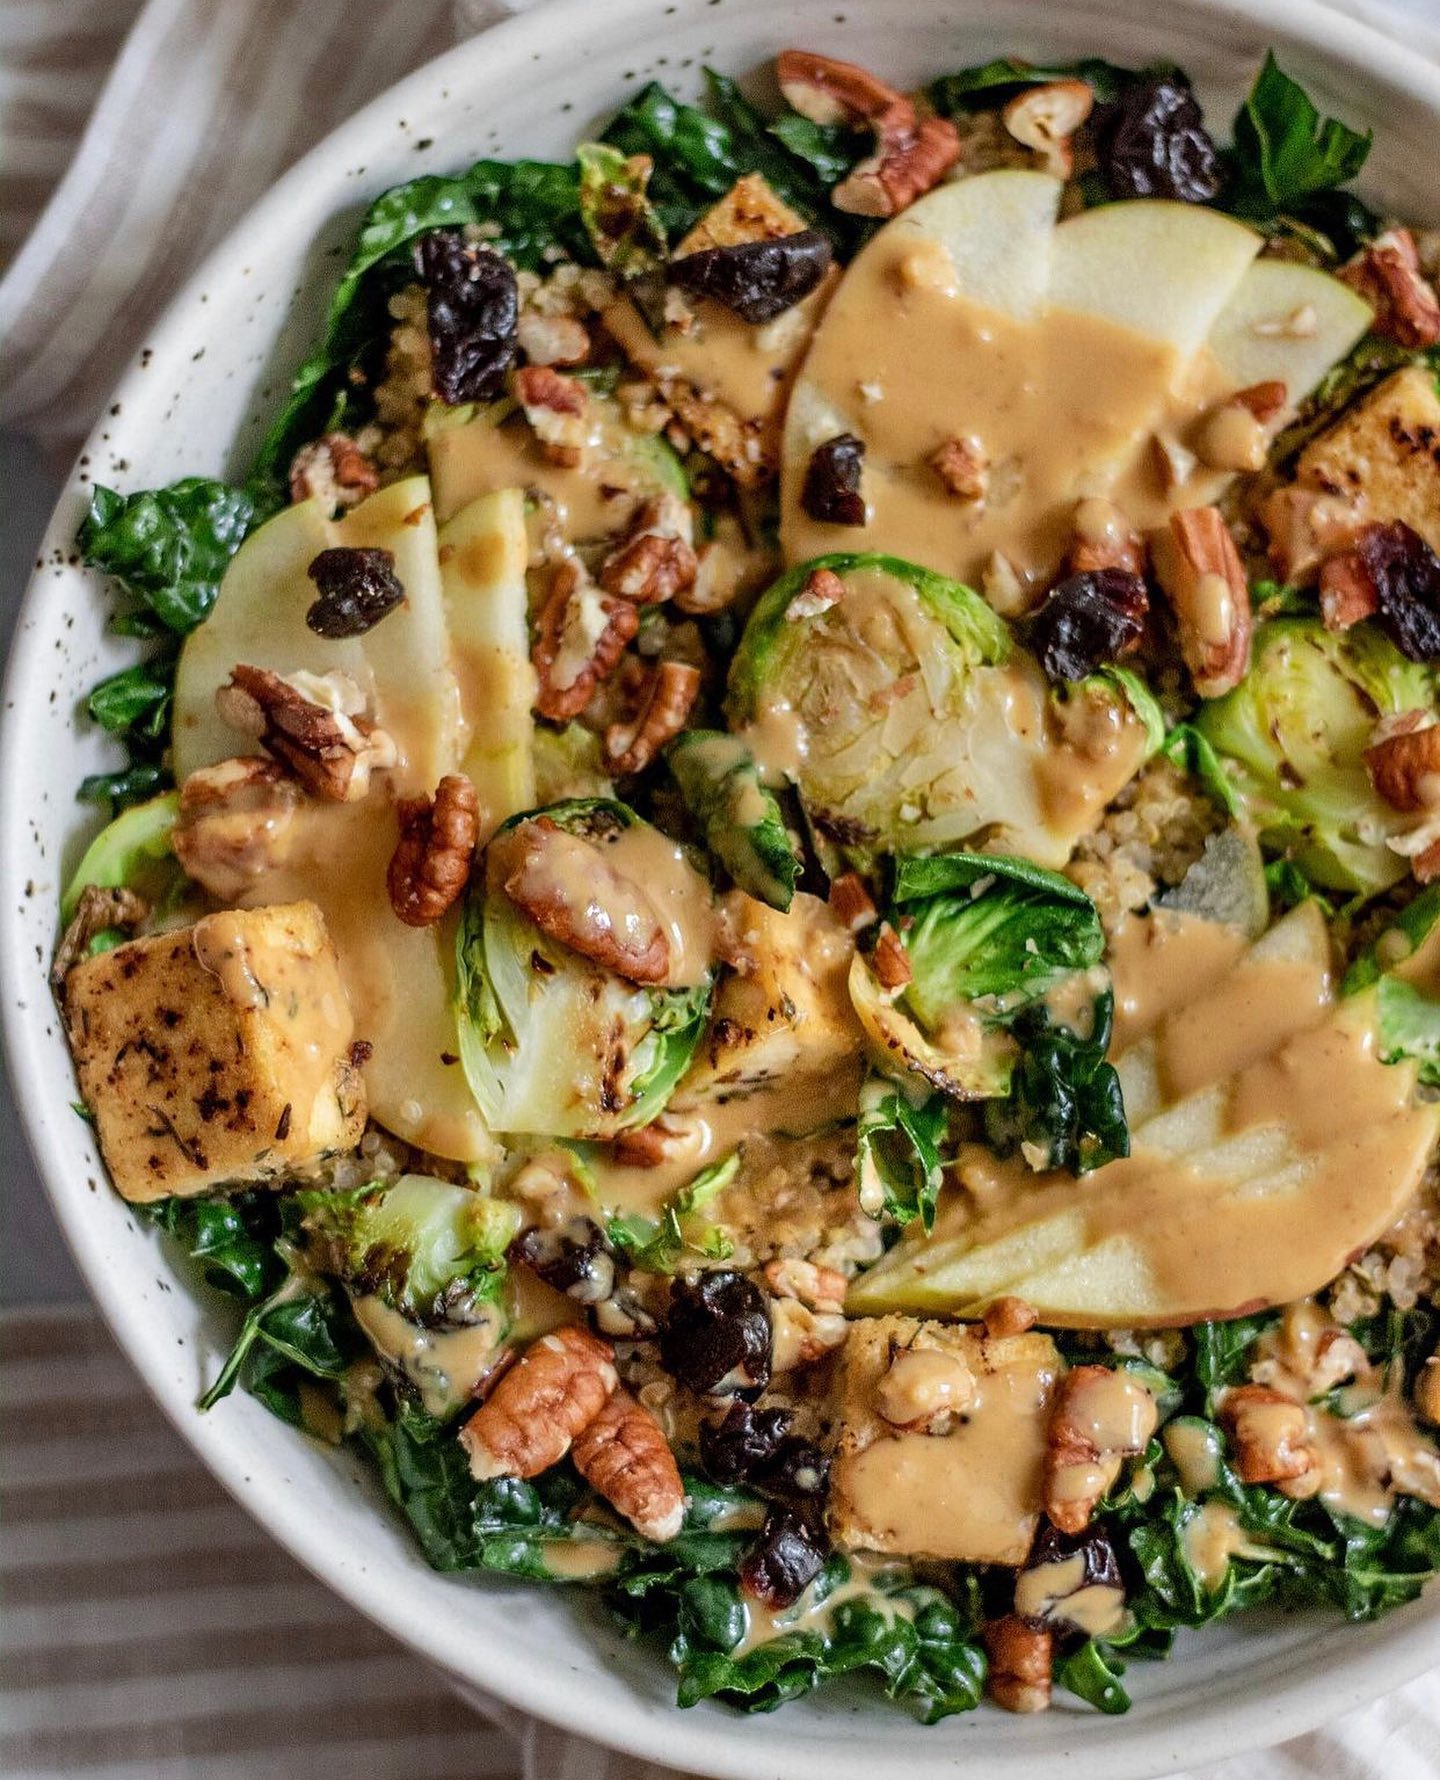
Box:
1196;617;1435;895
669;730;801;911
454;798;714;1139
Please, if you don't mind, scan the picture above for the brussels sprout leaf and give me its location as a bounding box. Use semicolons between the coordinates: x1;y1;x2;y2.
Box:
669;731;800;911
856;1075;947;1229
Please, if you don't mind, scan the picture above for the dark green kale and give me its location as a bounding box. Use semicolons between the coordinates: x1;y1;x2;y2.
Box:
983;991;1130;1174
929;54;1151;113
1227;53;1373;224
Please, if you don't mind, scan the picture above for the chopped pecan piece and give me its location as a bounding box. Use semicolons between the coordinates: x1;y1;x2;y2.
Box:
1067;498;1146;577
776;50;960;219
173;757;299;902
387;773;480;927
984;1615;1053;1715
459;1325;618;1481
1232;379;1290;424
514;364;591;467
572;1386;686;1542
598;495;697;604
515;310;590;367
604;660;701;775
497;814;670;984
769;1297;849;1372
1153;507;1252;698
1365;710;1440;813
532;558;640;722
1319;547;1380;631
1001;80;1094;178
1259;485;1363;585
1194;382;1288;473
763;1257;847;1313
612;1117;689;1167
875;1344;976;1432
871;922;912;990
1340;228;1440;349
52;885;149;998
1219;1384;1319;1494
931;435;989;500
1044;1364;1158;1533
288;431;379;510
216;666;397;803
828;870;878;934
787;565;845;620
983;1295;1038;1338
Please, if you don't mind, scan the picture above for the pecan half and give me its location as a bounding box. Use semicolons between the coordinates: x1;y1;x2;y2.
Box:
514;363;591;467
1365;710;1440;813
604;660;701;774
497;814;671;984
173;756;300;903
1340;228;1440;349
931;435;989;500
984;1615;1053;1715
387;773;479;926
571;1386;686;1542
459;1325;618;1481
288;431;380;510
1153;507;1252;698
598;495;697;605
871;922;912;990
1001;80;1094;178
215;666;397;803
1319;546;1380;631
1218;1384;1320;1494
532;558;640;722
52;885;149;998
1044;1365;1158;1534
776;50;960;219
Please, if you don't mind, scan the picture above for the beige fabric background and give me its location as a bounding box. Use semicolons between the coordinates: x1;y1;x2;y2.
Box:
3;2;1440;1775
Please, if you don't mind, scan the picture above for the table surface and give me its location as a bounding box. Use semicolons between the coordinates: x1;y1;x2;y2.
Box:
1;430;82;1309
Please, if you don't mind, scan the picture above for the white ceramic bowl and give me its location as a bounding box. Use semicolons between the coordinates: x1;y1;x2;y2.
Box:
6;1;1440;1772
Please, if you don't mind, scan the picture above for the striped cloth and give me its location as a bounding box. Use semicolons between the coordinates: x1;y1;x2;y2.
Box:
4;1;1440;1775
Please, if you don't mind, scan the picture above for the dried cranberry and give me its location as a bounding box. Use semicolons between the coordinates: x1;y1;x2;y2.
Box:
740;1504;828;1608
659;1270;772;1397
304;546;406;638
1030;569;1149;682
699;1401;793;1484
417;231;518;405
1099;78;1221;204
756;1436;830;1503
510;1218;616;1305
670;229;833;324
802;434;867;527
1354;521;1440;661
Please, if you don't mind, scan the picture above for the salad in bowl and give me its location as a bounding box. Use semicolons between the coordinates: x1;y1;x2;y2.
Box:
50;38;1440;1726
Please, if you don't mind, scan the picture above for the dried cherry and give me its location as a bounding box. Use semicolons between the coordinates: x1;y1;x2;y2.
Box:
1099;77;1221;204
670;229;833;324
756;1436;830;1503
699;1401;793;1485
801;433;867;527
304;546;406;638
1355;521;1440;662
659;1269;772;1397
417;231;519;405
740;1504;828;1608
510;1218;616;1305
1030;569;1149;682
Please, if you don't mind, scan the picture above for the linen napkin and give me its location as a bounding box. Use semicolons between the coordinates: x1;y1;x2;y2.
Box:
4;2;1440;1776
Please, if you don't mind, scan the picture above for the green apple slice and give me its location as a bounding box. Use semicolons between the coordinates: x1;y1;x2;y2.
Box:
1046;200;1262;357
883;169;1064;321
437;488;536;835
1205;256;1374;402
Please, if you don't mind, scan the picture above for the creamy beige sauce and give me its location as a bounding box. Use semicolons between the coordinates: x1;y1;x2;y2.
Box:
352;1294;505;1419
783;230;1232;588
741;563;1146;865
427;401;657;537
1251;1301;1440;1527
1013;1550;1127;1637
1180;1500;1269;1591
1164;1418;1225;1495
598;823;716;990
835;1329;1060;1565
538;1538;625;1581
1107;909;1250;1055
192;909;270;1012
731;1554;912;1659
234;801;491;1163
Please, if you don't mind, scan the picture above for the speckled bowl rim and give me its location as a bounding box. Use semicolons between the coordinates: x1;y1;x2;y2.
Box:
6;1;1440;1774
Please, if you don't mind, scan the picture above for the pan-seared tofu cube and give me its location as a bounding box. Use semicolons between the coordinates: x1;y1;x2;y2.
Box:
674;891;863;1118
64;901;365;1202
1296;365;1440;551
829;1314;1062;1565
